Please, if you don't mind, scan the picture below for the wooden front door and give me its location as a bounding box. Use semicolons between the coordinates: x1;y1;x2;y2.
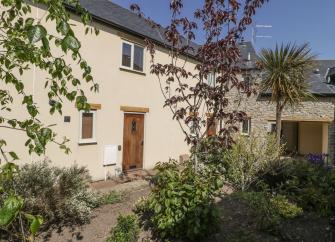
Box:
122;113;144;171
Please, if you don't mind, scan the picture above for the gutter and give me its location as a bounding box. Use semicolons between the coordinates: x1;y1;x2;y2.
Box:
64;3;259;69
260;92;335;98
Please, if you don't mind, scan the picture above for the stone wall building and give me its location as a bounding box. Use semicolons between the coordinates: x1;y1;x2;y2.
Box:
230;57;335;163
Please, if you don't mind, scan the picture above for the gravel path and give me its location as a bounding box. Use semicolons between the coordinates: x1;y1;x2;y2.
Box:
37;180;150;242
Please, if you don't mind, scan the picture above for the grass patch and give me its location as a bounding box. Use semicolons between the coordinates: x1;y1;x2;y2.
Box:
99;191;125;205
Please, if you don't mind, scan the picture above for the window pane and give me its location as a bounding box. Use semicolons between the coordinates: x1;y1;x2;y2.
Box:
207;73;216;87
122;43;132;67
133;45;144;71
82;112;93;139
242;119;250;134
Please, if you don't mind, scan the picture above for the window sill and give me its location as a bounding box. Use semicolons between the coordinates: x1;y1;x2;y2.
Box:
78;141;98;146
240;133;250;136
119;67;146;76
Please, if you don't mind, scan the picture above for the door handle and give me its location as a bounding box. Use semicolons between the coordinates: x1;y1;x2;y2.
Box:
141;140;144;146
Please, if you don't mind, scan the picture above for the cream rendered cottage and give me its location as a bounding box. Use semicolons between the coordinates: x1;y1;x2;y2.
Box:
3;1;334;181
2;0;201;180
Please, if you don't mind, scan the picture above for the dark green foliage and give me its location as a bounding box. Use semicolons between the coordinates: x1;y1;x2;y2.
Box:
135;159;223;241
257;159;335;216
106;214;140;242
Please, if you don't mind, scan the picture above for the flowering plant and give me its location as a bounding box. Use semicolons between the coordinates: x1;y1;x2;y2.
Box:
306;153;327;166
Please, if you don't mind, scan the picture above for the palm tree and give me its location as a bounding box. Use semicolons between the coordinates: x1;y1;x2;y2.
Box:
259;43;315;146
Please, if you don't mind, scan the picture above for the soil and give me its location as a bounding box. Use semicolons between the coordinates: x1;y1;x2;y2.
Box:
203;195;335;242
37;180;151;242
36;179;335;242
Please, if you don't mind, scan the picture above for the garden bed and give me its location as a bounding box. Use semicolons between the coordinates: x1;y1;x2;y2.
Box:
35;180;335;242
37;180;151;242
208;195;335;242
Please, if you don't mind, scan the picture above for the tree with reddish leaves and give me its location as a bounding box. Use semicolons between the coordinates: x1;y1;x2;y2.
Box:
131;2;268;239
131;0;267;153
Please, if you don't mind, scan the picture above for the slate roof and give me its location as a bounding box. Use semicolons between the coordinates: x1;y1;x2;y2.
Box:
78;0;199;55
76;0;335;95
306;60;335;96
261;60;335;96
327;66;335;76
76;0;258;67
238;41;258;69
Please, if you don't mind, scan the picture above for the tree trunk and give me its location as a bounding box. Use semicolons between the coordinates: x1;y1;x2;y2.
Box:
275;103;282;147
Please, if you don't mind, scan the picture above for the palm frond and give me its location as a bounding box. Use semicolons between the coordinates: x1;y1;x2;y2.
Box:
259;43;316;107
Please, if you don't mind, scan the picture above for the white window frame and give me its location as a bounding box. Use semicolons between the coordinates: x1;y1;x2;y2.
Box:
79;110;97;144
241;118;251;136
206;72;216;87
120;40;145;73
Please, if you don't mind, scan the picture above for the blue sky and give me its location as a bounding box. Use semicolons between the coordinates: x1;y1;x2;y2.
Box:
113;0;335;60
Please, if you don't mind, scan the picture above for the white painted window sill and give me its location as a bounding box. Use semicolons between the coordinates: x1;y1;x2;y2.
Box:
119;66;146;75
78;140;98;145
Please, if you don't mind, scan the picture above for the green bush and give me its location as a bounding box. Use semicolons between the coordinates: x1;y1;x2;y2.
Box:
106;214;140;242
1;160;100;232
99;191;125;205
134;159;222;241
235;192;280;231
235;192;302;232
258;159;335;216
270;195;303;219
223;134;283;191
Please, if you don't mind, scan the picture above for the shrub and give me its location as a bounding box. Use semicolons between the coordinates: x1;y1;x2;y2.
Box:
99;191;125;205
270;195;303;219
1;160;100;232
235;192;302;232
235;192;281;231
223;134;283;191
258;159;335;216
134;159;222;241
0;162;45;241
106;214;140;242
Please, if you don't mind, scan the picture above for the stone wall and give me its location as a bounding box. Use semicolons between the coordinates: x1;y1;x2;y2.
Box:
227;81;335;162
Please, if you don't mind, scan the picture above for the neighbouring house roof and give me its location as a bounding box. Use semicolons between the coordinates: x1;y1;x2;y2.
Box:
328;67;335;77
72;1;335;96
72;0;258;68
261;60;335;97
306;60;335;96
238;41;258;69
